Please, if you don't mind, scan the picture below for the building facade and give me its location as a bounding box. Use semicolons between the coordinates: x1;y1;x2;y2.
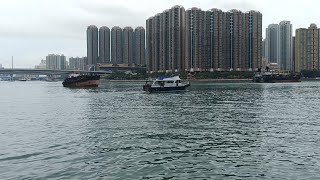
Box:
99;26;110;64
146;6;262;72
204;8;228;71
246;10;263;71
278;21;292;71
146;17;153;71
69;57;88;70
46;54;67;70
134;27;146;66
169;5;186;72
265;24;279;63
35;60;46;69
87;25;98;66
111;26;123;64
122;27;134;64
295;24;320;72
185;7;205;72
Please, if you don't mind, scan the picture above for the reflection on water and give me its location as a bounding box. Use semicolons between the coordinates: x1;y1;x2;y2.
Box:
1;81;320;179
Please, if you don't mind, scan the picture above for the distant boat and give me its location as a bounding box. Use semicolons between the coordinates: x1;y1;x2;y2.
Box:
253;71;301;83
62;74;100;87
18;78;27;81
143;75;190;93
45;78;58;82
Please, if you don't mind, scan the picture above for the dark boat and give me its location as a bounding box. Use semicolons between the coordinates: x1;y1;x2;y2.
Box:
143;76;190;93
253;72;301;83
62;74;100;87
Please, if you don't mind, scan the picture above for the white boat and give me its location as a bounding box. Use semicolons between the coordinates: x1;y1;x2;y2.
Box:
143;75;190;93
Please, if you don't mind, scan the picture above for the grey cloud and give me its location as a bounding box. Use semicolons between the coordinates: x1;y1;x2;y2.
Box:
77;1;148;26
219;0;258;12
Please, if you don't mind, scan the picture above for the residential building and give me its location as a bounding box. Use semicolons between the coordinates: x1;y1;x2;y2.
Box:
185;7;205;72
69;57;88;70
122;26;134;64
87;25;98;65
152;14;161;71
265;24;279;63
134;27;146;66
295;24;320;71
168;5;186;72
35;59;46;69
227;9;246;71
46;54;67;70
204;8;228;71
278;21;292;71
246;10;263;71
146;6;262;72
99;26;110;64
111;26;123;64
159;10;170;71
262;39;266;59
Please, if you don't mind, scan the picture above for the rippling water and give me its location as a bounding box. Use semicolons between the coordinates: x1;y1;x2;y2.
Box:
1;80;320;179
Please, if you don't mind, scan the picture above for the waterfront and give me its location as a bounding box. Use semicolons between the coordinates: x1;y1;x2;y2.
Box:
1;81;320;179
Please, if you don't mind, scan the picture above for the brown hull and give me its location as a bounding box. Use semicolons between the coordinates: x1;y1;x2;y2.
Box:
63;80;100;87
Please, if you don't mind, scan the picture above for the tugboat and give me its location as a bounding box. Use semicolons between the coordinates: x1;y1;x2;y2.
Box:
143;75;190;93
253;67;301;83
62;73;100;87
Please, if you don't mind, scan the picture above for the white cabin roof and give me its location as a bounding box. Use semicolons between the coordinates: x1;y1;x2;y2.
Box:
156;76;181;81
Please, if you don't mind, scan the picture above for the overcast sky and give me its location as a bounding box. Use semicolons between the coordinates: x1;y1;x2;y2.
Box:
0;0;319;68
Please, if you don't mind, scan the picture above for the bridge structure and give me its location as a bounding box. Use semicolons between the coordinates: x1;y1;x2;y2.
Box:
0;68;112;75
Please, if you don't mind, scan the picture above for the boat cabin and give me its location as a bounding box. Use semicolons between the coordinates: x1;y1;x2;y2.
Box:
147;76;184;87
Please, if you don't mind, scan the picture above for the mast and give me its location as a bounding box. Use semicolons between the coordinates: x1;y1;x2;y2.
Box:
10;56;13;81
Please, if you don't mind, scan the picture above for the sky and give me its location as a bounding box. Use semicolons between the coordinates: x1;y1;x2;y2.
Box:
0;0;319;68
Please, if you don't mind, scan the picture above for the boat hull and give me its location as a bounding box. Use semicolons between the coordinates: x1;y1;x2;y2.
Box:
62;80;100;87
143;84;190;93
253;73;301;83
62;75;100;87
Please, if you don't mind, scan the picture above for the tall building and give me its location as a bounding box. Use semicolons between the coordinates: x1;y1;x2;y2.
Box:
246;10;263;71
265;24;279;63
122;27;134;64
35;60;46;69
46;54;67;70
69;57;88;70
146;17;153;71
227;9;246;71
204;8;228;71
278;21;292;71
160;10;170;71
147;5;186;72
262;39;266;59
185;7;205;72
152;14;161;71
295;24;320;72
87;25;98;66
99;26;110;64
111;26;123;64
292;36;295;71
146;6;262;72
134;27;146;66
168;5;186;72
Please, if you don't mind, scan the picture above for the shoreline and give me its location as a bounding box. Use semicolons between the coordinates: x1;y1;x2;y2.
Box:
102;78;320;83
102;79;253;82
